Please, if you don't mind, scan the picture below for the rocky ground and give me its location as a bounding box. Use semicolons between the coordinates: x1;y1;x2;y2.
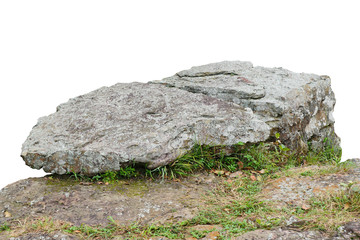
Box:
1;159;360;240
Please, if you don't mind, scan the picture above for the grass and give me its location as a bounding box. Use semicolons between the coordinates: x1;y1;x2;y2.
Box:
0;223;10;232
63;134;342;184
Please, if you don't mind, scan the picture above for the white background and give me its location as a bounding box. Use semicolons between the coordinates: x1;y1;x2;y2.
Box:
0;1;359;190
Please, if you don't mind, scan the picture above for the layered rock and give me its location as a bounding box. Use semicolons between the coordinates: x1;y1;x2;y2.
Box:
21;61;340;175
151;61;340;152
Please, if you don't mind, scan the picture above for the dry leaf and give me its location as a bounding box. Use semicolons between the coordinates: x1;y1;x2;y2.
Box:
250;175;257;181
105;182;109;185
259;169;266;174
4;211;11;218
237;161;244;169
256;175;262;181
344;203;350;210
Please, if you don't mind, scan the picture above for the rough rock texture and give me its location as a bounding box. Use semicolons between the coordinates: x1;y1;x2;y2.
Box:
8;232;76;240
260;158;360;208
0;173;218;227
21;61;340;175
232;228;328;240
151;61;340;153
21;82;269;175
232;221;360;240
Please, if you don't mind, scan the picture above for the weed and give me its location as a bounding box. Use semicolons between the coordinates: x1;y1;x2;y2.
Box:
190;229;207;238
300;170;314;177
147;224;185;239
0;222;10;232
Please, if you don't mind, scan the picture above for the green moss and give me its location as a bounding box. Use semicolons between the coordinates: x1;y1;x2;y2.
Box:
107;179;149;197
45;175;77;189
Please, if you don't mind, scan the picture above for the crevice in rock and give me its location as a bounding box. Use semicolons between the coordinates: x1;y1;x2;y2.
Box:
176;71;238;78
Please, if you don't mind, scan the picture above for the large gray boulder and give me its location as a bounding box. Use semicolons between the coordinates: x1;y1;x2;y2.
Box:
21;61;340;175
151;61;340;152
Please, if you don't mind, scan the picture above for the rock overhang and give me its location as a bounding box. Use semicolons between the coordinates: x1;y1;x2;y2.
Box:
21;81;270;175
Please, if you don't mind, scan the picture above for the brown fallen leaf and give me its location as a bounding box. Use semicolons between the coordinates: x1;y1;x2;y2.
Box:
256;175;262;181
250;175;257;181
258;169;266;174
344;203;350;210
237;161;244;169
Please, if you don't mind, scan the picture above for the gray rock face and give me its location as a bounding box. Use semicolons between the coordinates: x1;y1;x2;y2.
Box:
21;61;340;175
151;61;340;152
21;82;269;175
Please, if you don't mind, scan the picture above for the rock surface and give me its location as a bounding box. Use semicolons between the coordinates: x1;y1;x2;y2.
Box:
21;82;269;175
0;173;218;228
21;61;339;175
152;61;340;152
260;158;360;208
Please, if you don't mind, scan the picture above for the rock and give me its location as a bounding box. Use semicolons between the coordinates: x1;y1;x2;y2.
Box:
260;159;360;208
151;61;340;152
21;82;269;175
285;215;307;228
232;228;328;240
0;173;219;227
334;221;360;239
8;232;77;240
21;61;340;175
